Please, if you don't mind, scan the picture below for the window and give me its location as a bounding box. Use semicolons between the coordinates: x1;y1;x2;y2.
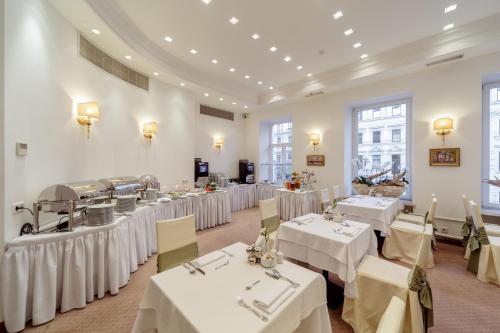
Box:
358;132;363;144
269;121;293;183
483;82;500;207
353;99;412;200
392;129;401;142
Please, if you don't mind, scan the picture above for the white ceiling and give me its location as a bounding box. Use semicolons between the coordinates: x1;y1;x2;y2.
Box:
50;0;500;112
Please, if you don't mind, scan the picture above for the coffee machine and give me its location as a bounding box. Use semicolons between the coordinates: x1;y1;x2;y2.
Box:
194;158;209;182
239;159;255;184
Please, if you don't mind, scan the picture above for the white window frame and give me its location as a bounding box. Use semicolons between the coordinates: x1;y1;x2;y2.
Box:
352;98;413;200
482;81;500;209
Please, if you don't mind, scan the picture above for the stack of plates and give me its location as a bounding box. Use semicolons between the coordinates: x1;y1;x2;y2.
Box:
116;195;137;213
87;204;115;226
146;188;158;201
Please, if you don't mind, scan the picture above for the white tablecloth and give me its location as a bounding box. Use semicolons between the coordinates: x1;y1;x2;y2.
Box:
275;214;378;298
225;184;257;212
256;183;281;201
276;189;322;221
132;242;331;333
1;193;231;333
336;195;401;235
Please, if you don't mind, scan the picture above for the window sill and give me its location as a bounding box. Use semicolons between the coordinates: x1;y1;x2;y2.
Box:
481;208;500;217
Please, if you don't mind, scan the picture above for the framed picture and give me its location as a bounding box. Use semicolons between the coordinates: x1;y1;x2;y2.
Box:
306;155;325;166
429;148;460;167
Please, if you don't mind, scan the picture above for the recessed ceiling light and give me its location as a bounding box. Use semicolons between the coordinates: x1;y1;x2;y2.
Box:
333;11;343;20
219;97;224;101
190;49;198;54
257;81;263;85
360;54;368;59
269;86;274;90
283;56;292;62
353;42;362;48
180;82;185;86
229;68;235;72
269;46;278;52
204;93;209;97
344;28;354;36
251;34;260;40
244;75;250;79
211;59;218;64
92;28;100;35
244;105;248;109
232;102;237;105
296;65;303;70
443;23;454;31
201;0;212;4
153;72;159;76
125;55;132;60
445;4;457;14
164;36;173;43
229;16;239;25
307;73;312;77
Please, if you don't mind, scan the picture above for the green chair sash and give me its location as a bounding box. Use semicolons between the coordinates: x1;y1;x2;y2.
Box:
467;226;490;274
461;216;473;247
409;265;434;332
157;242;199;273
262;215;280;233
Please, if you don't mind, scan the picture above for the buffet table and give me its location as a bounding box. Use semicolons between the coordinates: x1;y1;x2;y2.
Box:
1;192;231;333
256;183;281;201
276;188;322;221
225;184;257;212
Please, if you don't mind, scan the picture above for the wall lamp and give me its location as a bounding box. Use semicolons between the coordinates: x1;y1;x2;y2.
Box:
143;121;158;144
214;137;224;151
433;117;453;146
309;132;320;150
77;102;100;139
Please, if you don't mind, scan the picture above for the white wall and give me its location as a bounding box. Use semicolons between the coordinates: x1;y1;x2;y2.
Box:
0;0;5;252
3;0;199;241
245;52;500;223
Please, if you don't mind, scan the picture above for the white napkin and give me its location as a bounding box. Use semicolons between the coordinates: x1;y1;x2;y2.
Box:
253;279;295;314
157;197;172;203
333;225;362;237
292;213;318;224
193;251;226;267
341;198;357;203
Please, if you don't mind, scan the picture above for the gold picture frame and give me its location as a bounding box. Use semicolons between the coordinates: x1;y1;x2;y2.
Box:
306;155;325;166
429;148;460;167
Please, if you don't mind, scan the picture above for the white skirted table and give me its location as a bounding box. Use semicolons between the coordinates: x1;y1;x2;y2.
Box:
132;242;331;333
225;184;258;212
256;183;281;201
275;214;378;299
336;195;401;235
276;189;322;221
1;192;231;333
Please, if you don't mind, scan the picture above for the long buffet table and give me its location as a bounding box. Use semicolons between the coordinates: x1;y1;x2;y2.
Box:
225;183;281;212
1;191;231;333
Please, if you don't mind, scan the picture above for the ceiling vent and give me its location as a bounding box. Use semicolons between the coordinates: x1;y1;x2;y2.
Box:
200;105;234;121
78;34;149;91
426;54;464;68
305;90;324;98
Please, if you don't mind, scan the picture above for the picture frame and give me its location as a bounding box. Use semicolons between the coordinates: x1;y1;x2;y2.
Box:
429;148;460;167
306;155;325;166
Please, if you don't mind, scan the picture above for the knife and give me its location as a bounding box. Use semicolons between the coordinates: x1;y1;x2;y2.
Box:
187;261;206;275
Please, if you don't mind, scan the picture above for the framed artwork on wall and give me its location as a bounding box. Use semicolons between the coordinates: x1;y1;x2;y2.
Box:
306;155;325;166
429;148;460;167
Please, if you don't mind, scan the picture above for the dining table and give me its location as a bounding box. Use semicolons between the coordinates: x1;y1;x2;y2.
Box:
132;242;332;333
274;213;378;304
276;188;322;221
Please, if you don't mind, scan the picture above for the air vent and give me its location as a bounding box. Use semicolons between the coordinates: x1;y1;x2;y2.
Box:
426;54;464;68
200;105;234;121
305;90;324;98
78;34;149;91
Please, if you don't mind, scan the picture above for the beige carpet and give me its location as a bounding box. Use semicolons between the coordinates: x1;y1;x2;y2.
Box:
22;208;500;333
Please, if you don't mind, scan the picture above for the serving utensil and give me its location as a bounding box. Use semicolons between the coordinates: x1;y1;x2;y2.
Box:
236;296;268;322
267;269;300;288
245;280;261;290
187;261;206;275
183;263;195;274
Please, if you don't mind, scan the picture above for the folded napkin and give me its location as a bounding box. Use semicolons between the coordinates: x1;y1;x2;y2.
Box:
333;225;362;237
157;197;172;203
341;198;357;203
253;279;295;314
193;251;226;267
292;213;318;224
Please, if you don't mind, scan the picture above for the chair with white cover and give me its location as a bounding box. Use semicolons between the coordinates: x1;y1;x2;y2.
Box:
257;197;281;249
156;215;199;273
320;188;331;211
462;195;500;255
396;197;437;226
376;296;407;333
467;200;500;286
332;185;344;202
343;229;433;333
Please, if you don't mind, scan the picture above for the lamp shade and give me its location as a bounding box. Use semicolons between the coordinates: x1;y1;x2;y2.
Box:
143;122;158;137
309;132;320;145
77;102;100;120
214;137;224;147
433;117;453;133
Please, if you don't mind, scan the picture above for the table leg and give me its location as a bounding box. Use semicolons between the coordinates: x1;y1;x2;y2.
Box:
322;270;344;309
374;230;385;252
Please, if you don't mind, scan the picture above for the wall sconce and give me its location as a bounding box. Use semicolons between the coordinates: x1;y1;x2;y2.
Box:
77;102;100;139
143;121;158;144
433;117;453;146
309;132;320;151
214;137;224;151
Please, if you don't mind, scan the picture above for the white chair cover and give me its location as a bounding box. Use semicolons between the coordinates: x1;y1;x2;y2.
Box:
376;296;406;333
258;198;280;250
332;185;342;201
397;197;437;226
320;188;330;210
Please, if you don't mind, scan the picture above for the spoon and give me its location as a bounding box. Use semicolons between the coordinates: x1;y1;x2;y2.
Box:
183;263;195;274
271;269;301;288
245;280;261;290
215;260;229;270
236;296;268;322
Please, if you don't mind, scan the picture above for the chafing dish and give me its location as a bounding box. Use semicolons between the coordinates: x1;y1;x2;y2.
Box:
99;176;143;196
139;174;160;189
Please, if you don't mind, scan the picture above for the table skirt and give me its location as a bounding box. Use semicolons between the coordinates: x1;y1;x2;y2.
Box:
256;184;281;201
277;190;322;221
225;184;257;212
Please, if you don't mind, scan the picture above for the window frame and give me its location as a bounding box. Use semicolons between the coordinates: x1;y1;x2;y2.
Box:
269;121;293;183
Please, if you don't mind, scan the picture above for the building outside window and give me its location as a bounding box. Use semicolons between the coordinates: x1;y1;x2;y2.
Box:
358;132;363;144
373;130;381;143
372;154;381;168
392;129;401;142
483;83;500;207
269;121;293;183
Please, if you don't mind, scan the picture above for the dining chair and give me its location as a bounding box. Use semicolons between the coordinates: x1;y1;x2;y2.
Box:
332;185;344;202
376;296;406;333
467;200;500;286
343;229;431;333
320;188;331;211
258;198;282;249
156;215;199;273
396;196;437;226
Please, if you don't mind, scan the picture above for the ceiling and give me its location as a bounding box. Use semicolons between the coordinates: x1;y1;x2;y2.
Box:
50;0;500;112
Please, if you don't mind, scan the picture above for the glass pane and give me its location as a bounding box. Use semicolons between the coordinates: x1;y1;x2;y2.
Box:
488;87;500;204
270;121;293;183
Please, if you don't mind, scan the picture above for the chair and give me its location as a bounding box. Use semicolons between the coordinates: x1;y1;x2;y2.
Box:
156;215;199;273
257;198;281;249
332;185;345;202
376;296;406;333
396;197;437;226
320;188;331;211
343;229;432;333
467;201;500;286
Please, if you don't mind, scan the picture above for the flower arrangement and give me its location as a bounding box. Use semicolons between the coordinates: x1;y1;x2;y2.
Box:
204;182;218;192
300;170;317;190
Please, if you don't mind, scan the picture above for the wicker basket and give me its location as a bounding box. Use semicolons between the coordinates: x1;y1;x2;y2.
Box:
352;183;371;195
374;185;408;198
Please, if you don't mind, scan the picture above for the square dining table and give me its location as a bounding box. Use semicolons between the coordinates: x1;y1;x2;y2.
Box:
132;242;331;333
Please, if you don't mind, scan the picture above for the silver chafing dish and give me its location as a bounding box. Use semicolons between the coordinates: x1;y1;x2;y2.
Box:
99;176;143;197
33;180;108;233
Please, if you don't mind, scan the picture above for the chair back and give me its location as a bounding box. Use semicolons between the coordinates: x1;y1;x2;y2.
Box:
427;198;438;223
320;188;331;210
259;197;280;232
469;200;485;229
461;195;472;219
156;215;198;273
332;185;342;201
376;296;406;333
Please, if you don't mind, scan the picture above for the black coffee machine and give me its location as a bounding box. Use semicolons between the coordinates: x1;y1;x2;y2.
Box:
239;159;255;184
194;158;209;182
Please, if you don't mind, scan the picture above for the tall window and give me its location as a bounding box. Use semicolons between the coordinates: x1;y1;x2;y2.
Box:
270;121;293;183
482;82;500;207
353;99;412;200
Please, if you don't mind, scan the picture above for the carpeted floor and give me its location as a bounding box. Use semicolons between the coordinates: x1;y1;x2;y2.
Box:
22;207;500;333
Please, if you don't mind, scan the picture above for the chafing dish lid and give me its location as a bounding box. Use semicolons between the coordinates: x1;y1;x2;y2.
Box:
38;181;107;202
139;174;158;187
99;176;142;191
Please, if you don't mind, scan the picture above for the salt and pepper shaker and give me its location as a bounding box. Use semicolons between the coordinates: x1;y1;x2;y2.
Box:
277;251;284;264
